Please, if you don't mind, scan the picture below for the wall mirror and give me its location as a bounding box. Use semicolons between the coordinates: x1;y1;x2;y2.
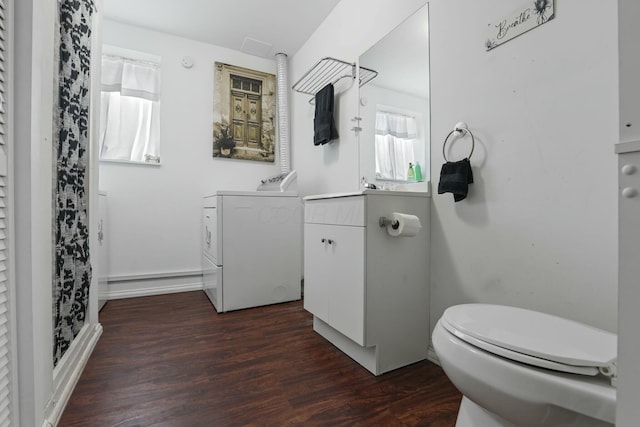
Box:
358;4;430;190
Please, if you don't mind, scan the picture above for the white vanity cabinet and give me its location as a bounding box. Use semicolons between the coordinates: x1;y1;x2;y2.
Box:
617;3;640;422
303;190;430;375
616;143;640;426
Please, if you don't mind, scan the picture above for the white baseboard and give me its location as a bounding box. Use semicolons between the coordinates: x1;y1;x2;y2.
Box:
44;322;103;427
102;270;204;300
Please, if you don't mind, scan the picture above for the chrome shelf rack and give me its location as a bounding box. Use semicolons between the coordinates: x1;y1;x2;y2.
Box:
292;57;377;103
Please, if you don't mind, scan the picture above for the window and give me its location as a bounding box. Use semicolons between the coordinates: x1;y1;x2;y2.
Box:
99;48;161;164
374;110;419;181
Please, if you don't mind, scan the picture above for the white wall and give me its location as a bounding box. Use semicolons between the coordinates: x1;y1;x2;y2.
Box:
428;0;617;332
100;20;281;279
292;0;618;333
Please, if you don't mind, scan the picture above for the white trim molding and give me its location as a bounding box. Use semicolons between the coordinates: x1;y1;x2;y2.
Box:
102;270;204;300
44;322;103;427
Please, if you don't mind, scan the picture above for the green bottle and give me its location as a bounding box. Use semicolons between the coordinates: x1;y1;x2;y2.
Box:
414;162;423;181
407;163;415;181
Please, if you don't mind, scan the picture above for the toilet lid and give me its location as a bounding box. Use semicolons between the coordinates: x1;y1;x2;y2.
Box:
441;304;617;375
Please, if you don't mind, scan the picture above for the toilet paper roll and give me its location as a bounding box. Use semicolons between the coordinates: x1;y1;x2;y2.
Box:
387;212;421;237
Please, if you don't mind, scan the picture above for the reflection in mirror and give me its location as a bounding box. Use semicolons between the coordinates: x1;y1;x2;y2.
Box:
99;45;162;165
358;4;429;190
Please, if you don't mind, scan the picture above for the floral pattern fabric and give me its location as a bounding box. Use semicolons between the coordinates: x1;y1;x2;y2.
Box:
54;0;95;366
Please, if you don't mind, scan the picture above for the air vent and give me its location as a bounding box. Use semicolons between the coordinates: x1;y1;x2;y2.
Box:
240;37;273;58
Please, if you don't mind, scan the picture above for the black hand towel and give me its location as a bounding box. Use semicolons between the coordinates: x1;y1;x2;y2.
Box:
313;83;338;145
438;158;474;202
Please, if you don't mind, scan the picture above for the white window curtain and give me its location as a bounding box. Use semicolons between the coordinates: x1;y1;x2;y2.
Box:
375;111;418;180
99;56;161;162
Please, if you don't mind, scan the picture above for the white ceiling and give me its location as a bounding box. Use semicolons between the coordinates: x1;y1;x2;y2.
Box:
102;0;342;58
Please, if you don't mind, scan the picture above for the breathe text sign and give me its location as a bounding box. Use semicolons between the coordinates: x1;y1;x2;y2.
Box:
486;0;555;51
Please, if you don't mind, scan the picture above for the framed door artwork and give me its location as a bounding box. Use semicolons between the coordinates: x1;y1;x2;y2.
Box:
213;62;276;162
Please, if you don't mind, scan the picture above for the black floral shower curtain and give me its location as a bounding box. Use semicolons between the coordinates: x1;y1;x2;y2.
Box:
53;0;96;366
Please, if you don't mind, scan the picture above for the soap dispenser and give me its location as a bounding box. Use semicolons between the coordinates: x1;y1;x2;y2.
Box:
414;161;423;182
407;163;415;181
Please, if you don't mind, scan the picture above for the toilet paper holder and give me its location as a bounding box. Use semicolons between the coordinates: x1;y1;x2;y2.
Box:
379;216;400;230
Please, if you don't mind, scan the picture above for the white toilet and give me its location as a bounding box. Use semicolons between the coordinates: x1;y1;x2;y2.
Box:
432;304;617;427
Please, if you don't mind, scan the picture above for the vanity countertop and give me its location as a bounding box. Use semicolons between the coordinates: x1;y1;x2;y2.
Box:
204;190;299;198
304;188;431;201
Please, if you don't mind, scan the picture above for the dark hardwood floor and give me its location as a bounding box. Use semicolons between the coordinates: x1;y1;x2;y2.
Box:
60;291;461;426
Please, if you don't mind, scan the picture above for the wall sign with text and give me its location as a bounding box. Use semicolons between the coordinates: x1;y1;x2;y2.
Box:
486;0;555;51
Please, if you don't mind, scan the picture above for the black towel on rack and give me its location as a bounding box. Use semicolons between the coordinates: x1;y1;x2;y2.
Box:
313;83;338;145
438;158;474;202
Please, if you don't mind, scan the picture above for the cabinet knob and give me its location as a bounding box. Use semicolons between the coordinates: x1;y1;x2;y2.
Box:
622;164;637;175
321;238;326;243
622;187;638;198
327;239;334;245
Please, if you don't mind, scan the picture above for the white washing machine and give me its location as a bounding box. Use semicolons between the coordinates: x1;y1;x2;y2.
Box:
202;171;301;312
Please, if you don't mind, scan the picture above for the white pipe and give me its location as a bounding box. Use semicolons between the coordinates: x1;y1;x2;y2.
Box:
275;53;290;174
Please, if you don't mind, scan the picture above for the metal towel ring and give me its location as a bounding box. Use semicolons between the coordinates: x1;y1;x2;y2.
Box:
442;123;475;162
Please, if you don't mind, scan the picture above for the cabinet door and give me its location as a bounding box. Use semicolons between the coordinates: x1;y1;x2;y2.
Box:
98;194;108;310
304;223;366;345
202;207;217;262
618;149;640;426
304;224;330;322
202;255;222;312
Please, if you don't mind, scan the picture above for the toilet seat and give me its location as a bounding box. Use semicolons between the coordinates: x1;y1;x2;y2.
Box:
441;304;617;378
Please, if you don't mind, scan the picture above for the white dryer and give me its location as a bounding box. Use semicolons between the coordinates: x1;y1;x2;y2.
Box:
202;172;301;312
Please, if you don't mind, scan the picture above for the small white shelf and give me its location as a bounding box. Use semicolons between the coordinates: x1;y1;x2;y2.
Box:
616;140;640;154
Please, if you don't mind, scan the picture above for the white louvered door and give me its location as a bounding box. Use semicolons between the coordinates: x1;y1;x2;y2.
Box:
0;0;14;425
